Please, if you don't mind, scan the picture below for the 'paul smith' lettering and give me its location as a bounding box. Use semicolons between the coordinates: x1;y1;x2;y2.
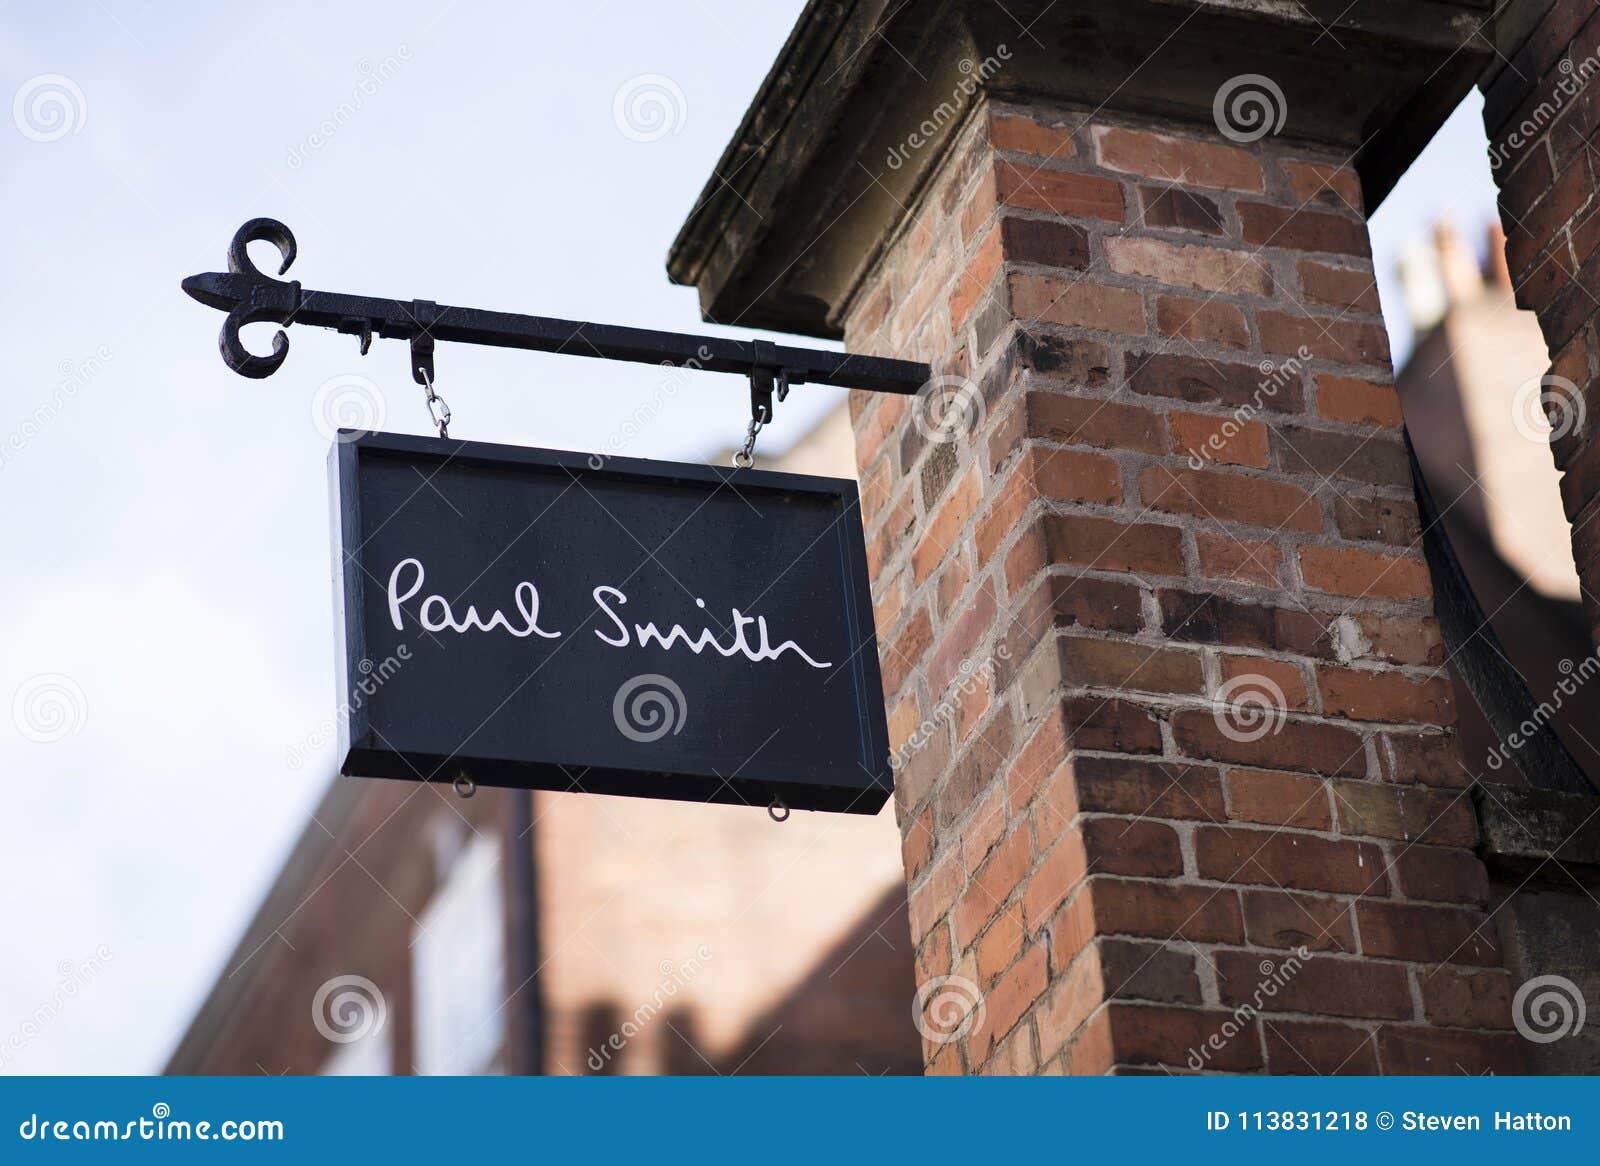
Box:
385;558;831;669
387;558;561;639
591;585;831;669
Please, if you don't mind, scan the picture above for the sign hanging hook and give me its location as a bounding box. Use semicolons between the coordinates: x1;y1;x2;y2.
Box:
410;301;451;439
734;341;789;468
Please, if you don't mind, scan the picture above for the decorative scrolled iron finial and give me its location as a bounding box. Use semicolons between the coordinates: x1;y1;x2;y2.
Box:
182;217;303;379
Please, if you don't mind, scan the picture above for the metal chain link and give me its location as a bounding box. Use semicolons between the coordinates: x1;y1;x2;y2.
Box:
419;368;451;438
732;416;763;468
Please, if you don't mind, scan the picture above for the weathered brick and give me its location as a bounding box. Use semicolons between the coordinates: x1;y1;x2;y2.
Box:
1242;888;1355;953
1194;825;1388;894
1263;1019;1378;1074
1394;845;1490;906
1214;949;1411;1020
1104;236;1273;296
1008;272;1147;333
1258;310;1389;365
1317;666;1456;726
1159;590;1333;657
1419;966;1515;1029
1239;201;1369;255
1195;532;1284;587
1155;294;1251;349
1128;351;1304;412
1106;1003;1264;1072
1093;126;1265;192
989;112;1076;159
1137;184;1226;235
1300;545;1432;600
1316;375;1401;426
1283;160;1363;211
1377;1027;1526;1075
1000;214;1091;269
1355;901;1502;966
1138;465;1321;531
994;159;1125;222
1005;513;1186;588
1225;766;1329;829
1169;410;1270;468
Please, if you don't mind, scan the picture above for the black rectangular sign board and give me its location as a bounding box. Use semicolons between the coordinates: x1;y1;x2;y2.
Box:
331;431;891;814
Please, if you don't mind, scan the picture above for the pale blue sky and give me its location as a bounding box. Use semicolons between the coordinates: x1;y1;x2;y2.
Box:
0;2;1499;1073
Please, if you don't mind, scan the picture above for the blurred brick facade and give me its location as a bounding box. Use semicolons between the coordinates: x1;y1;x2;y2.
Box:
845;100;1522;1074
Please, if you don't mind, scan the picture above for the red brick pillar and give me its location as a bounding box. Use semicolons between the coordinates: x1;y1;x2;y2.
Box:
1482;3;1600;644
848;100;1524;1075
666;0;1525;1076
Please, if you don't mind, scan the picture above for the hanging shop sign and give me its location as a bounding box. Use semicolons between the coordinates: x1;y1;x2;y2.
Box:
330;431;891;814
184;219;930;815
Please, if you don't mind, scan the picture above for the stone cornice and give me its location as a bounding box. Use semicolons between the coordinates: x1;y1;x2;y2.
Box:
667;0;1499;338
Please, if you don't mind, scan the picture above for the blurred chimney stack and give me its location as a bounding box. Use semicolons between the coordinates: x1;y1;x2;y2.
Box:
1396;218;1508;333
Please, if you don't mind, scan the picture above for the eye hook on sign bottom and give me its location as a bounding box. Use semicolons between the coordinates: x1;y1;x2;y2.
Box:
768;796;790;823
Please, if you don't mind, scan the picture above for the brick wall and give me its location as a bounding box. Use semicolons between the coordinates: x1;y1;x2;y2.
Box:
1482;0;1600;644
845;100;1524;1074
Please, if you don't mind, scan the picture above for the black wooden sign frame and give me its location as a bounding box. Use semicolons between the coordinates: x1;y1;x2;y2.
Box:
332;431;892;815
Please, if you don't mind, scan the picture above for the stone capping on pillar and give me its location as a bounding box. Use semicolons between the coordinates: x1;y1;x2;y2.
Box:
667;0;1498;340
1477;784;1600;880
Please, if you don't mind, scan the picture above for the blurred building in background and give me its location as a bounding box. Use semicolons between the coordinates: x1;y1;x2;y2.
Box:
1396;220;1599;776
165;421;922;1077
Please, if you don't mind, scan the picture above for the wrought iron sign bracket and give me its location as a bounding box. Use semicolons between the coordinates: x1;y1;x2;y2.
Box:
182;219;931;397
